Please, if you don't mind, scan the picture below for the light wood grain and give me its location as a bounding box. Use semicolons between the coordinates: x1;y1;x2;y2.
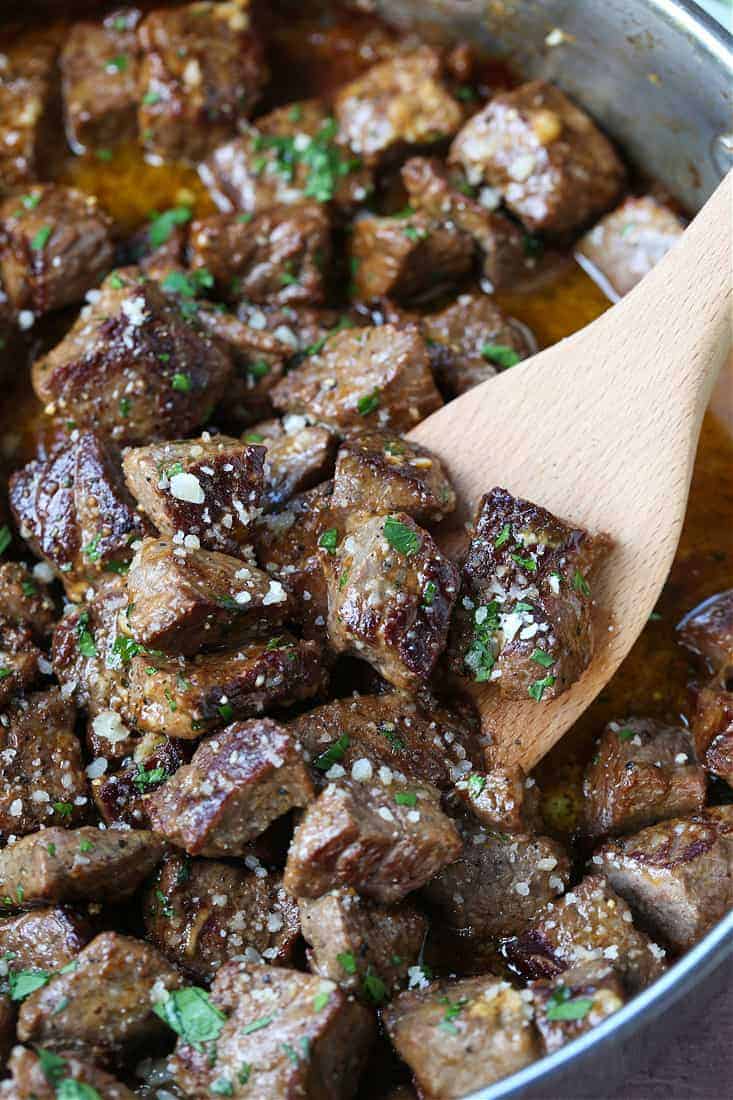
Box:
410;173;732;770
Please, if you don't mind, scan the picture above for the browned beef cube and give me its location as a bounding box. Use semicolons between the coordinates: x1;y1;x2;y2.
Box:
449;487;610;700
422;293;536;399
10;432;147;600
452;765;535;832
257;421;336;512
122;433;264;555
577;195;684;299
60;9;141;155
190;204;330;307
583;717;706;839
331;430;455;525
32;269;232;447
531;961;625;1054
91;732;188;827
0;561;56;637
677;588;733;673
450;81;625;236
0;619;41;708
17;931;181;1062
334;47;464;169
137;0;267;165
0;998;13;1065
236;302;355;361
0;906;91;972
693;676;733;786
125;538;289;655
1;1047;136;1100
0;827;165;908
144;853;299;980
503;875;667;993
146;719;313;855
0;690;88;838
284;775;461;904
324;513;459;692
170;960;374;1098
0;39;56;190
384;975;539;1099
299;888;427;1004
596;806;733;952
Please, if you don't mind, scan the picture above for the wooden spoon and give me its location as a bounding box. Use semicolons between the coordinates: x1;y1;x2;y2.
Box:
409;172;732;770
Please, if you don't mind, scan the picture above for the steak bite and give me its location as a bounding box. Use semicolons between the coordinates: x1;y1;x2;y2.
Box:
692;676;733;786
596;806;733;952
91;732;188;827
0;38;57;190
452;765;536;833
258;421;337;512
271;323;442;434
384;975;540;1099
31;269;232;447
0;619;41;709
531;961;625;1054
450;80;625;236
10;431;147;600
0;561;56;638
0;906;91;971
122;434;265;555
137;0;268;164
582;717;706;838
1;1046;135;1100
577;195;684;299
0;185;114;316
449;487;609;701
677;588;733;673
169;961;375;1099
299;888;427;1003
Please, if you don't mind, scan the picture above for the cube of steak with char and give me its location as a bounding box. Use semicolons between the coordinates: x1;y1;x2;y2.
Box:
0;38;57;190
324;513;459;693
1;1047;135;1100
272;323;442;433
0;690;89;838
171;961;374;1099
452;765;537;833
17;931;181;1063
60;9;141;155
92;732;189;827
0;906;91;971
0;185;114;316
0;619;41;708
384;975;539;1099
0;561;56;637
449;487;609;700
146;719;313;855
144;853;299;980
582;717;706;839
10;432;147;600
531;960;625;1054
577;195;684;299
596;806;733;952
299;887;427;1003
450;80;625;236
137;0;267;164
32;269;232;447
692;676;733;786
677;588;733;673
334;47;464;169
256;421;337;512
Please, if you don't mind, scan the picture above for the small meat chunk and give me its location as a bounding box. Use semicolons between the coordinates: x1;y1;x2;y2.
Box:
137;0;267;164
284;776;462;904
334;46;463;168
17;931;180;1062
0;620;41;708
449;487;610;700
450;80;625;235
299;888;427;1003
257;421;336;512
0;907;91;972
452;765;535;832
577;195;684;299
146;719;313;854
91;733;189;827
0;690;88;838
144;854;299;980
170;961;374;1099
0;185;114;315
531;961;625;1054
60;9;141;154
384;975;539;1099
692;676;733;786
0;1003;14;1068
0;561;56;637
10;431;147;600
272;323;441;433
596;806;733;952
0;827;166;908
677;588;733;673
0;39;56;189
583;717;706;838
125;538;289;655
32;269;232;447
0;1047;135;1100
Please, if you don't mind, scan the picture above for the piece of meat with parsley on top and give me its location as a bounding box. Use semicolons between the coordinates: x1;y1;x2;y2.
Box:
577;195;684;299
531;960;625;1054
1;1047;135;1100
0;37;57;190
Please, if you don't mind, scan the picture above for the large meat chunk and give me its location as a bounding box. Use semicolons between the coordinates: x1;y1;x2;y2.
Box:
677;588;733;673
146;719;313;854
32;269;232;447
272;323;441;433
692;676;733;786
0;1047;135;1100
384;975;539;1099
582;717;706;838
0;906;90;973
334;47;463;168
60;9;141;154
531;961;625;1054
324;513;459;692
0;38;56;190
170;961;374;1099
0;619;41;709
257;420;336;512
596;806;733;952
577;195;684;299
10;431;147;600
449;487;609;700
450;80;625;235
137;0;267;164
0;185;114;315
0;561;56;638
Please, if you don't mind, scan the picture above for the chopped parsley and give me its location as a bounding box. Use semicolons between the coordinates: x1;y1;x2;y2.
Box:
108;272;124;289
383;516;420;557
253;117;361;204
356;389;380;416
318;528;339;553
545;986;594;1021
82;534;102;562
422;580;437;607
338;568;350;590
495;523;511;548
617;727;636;741
76;612;97;658
153;987;226;1050
467;773;486;798
119;396;131;417
162;268;213;300
132;764;168;792
95;148;113;162
30;225;53;251
403;224;427;242
78;838;94;853
164;688;178;713
380;722;405;751
528;675;556;702
312;990;330;1012
394;791;417;807
0;526;10;556
241;1014;275;1035
53;802;73;817
9;968;51;1001
171;372;192;393
363;968;387;1004
511;552;537;572
481;343;521;369
20;192;42;210
572;569;591;597
437;995;469;1034
106;53;128;71
142;90;161;106
148;206;192;248
313;733;350;771
247;359;270;381
530;648;554;668
464;600;500;682
0;668;10;680
210;1078;233;1096
218;702;233;722
336;952;357;975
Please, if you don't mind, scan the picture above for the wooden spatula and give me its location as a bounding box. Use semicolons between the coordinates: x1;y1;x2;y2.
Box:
410;172;732;770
